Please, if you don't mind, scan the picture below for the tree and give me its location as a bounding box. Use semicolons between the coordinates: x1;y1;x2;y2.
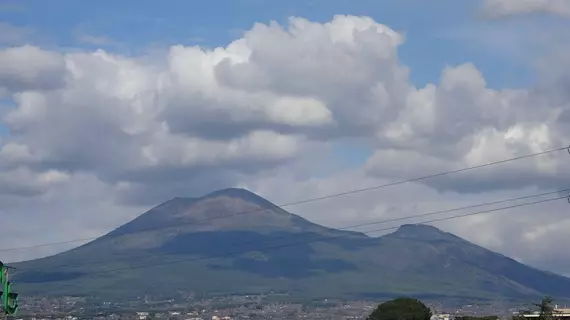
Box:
367;297;432;320
534;296;557;320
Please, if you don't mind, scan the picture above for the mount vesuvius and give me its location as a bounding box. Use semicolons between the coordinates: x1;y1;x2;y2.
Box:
11;188;570;301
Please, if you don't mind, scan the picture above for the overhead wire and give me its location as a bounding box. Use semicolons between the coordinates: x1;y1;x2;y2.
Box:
15;190;569;276
2;145;568;253
87;194;570;274
14;187;570;272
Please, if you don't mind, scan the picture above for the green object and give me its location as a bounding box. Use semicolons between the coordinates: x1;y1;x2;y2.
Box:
367;297;432;320
0;263;19;316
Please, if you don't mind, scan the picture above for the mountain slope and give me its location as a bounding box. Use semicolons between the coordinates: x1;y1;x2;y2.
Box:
11;188;570;301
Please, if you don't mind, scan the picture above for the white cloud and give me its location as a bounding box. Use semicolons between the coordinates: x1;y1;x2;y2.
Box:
0;167;68;197
0;45;67;92
482;0;570;18
0;14;569;278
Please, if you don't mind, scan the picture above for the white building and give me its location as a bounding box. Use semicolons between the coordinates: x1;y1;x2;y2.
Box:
522;308;570;319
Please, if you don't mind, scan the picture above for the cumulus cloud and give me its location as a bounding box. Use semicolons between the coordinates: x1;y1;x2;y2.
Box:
0;45;67;93
482;0;570;18
0;13;569;277
214;16;408;139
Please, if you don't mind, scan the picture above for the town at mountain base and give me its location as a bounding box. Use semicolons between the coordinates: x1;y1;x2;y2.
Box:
11;188;570;302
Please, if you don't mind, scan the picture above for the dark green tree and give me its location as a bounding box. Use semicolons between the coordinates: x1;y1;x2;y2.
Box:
367;297;432;320
534;296;557;320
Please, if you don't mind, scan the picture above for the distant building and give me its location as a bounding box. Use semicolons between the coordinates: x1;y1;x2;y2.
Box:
431;314;452;320
522;308;570;319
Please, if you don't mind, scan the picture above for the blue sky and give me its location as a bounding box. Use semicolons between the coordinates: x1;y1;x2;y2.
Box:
0;0;550;166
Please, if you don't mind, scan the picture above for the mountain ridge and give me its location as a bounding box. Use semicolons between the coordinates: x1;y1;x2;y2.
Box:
11;188;570;302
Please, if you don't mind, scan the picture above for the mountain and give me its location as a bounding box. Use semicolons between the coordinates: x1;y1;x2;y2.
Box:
11;188;570;302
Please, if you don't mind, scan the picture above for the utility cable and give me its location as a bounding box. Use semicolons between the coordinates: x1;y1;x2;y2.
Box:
14;188;570;272
2;145;568;253
15;192;568;276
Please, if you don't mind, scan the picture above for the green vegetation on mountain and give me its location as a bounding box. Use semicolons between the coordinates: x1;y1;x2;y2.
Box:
11;188;570;302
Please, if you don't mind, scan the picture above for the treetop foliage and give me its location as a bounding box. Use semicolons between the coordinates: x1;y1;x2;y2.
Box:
367;297;432;320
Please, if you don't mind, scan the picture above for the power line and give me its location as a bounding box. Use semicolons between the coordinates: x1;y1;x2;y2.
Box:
15;188;570;272
17;192;567;277
90;194;570;274
2;145;567;253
